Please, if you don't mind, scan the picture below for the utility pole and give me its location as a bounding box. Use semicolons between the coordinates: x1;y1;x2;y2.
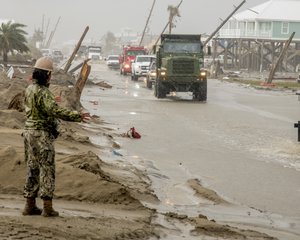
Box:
64;26;89;73
41;14;45;36
42;18;50;48
153;0;183;47
139;0;156;46
267;32;295;84
45;16;61;48
203;0;246;46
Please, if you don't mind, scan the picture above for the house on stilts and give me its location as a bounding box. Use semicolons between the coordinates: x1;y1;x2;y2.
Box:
216;0;300;72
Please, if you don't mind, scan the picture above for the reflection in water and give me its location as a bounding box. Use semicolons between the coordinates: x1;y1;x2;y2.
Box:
165;199;174;206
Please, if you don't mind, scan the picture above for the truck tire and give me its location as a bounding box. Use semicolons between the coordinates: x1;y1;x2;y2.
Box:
193;82;207;101
146;78;152;89
131;74;138;81
154;79;166;98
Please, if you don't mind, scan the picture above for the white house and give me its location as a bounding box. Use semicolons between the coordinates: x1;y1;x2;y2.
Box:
219;0;300;41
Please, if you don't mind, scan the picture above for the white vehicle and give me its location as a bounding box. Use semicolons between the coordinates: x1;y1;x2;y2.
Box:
41;49;52;57
106;55;120;69
131;55;156;81
52;50;64;62
88;46;102;60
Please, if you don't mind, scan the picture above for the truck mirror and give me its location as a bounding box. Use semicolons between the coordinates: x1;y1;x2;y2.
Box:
207;46;212;56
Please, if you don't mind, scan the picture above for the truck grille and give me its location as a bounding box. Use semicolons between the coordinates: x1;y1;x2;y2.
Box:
172;60;194;74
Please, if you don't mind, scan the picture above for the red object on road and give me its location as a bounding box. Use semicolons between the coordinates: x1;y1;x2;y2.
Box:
127;127;141;139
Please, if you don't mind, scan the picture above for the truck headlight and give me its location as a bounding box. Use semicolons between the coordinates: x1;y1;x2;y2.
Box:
124;64;130;69
158;68;167;79
199;70;207;80
160;71;166;76
150;72;156;77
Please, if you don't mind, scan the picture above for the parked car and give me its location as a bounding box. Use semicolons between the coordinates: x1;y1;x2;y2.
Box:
106;55;120;69
131;55;156;81
146;61;156;89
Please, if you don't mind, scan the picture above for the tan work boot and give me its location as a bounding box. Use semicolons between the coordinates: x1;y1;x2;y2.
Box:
22;197;42;215
41;199;59;217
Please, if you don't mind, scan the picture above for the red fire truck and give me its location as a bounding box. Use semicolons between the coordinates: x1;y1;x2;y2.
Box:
119;46;147;75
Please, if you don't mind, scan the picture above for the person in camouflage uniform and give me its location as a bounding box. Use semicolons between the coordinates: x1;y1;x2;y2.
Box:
22;56;87;217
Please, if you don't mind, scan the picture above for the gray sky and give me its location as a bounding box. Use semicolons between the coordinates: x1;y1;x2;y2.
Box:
0;0;264;45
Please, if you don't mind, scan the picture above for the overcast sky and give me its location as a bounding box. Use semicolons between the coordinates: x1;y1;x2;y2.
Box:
0;0;264;46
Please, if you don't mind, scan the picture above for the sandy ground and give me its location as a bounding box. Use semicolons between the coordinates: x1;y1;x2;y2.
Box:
0;66;285;239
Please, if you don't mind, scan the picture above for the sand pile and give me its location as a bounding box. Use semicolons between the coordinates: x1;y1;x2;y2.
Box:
51;69;76;86
0;125;158;239
0;72;28;110
0;64;161;239
0;110;25;129
0;67;84;112
0;146;149;209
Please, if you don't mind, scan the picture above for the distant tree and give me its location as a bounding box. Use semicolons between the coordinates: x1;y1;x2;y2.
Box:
104;31;117;54
0;21;29;65
167;5;181;34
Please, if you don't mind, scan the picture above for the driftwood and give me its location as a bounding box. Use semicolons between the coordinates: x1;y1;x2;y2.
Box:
8;91;25;112
74;59;91;102
69;61;84;74
66;60;91;110
95;81;112;89
267;32;295;83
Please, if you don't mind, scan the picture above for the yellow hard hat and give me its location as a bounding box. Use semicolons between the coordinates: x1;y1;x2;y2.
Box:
34;56;54;72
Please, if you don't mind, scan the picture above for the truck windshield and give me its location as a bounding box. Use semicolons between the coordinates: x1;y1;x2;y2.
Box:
127;50;146;56
89;48;101;53
136;56;152;62
108;56;119;60
163;42;201;53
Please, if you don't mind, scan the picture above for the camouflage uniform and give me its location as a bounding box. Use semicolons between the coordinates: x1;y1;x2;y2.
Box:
23;81;81;199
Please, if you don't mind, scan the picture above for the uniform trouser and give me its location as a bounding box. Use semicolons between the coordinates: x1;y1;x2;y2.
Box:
23;129;55;199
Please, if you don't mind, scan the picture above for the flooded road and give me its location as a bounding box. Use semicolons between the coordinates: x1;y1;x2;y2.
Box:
82;62;300;239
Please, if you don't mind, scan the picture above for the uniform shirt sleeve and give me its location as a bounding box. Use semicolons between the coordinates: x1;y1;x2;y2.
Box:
38;87;82;122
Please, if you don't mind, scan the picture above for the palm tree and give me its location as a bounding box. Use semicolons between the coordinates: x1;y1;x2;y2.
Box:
0;21;29;66
167;5;181;34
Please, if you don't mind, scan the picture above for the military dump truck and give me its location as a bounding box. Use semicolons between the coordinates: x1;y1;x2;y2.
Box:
154;34;208;101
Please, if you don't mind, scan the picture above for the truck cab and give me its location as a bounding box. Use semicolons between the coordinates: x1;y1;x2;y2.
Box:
119;46;147;75
154;34;207;101
88;46;102;61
